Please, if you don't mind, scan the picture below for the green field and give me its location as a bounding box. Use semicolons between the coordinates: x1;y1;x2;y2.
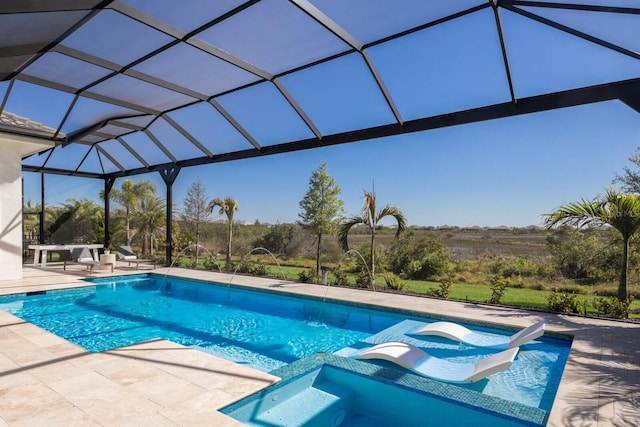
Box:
173;256;639;320
163;224;640;320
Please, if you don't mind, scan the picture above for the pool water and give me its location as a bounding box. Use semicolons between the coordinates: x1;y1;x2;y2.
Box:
0;275;405;372
222;355;548;427
0;273;570;411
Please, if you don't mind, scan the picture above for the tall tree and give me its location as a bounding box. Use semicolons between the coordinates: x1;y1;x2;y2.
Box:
208;196;238;266
298;163;345;275
109;179;156;245
338;190;407;287
614;148;640;194
182;178;210;264
544;187;640;302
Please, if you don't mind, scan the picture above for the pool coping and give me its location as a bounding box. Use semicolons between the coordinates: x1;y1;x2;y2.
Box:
1;265;639;426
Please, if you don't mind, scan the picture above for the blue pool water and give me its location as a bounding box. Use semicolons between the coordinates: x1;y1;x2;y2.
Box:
222;355;549;426
0;274;406;371
0;273;570;413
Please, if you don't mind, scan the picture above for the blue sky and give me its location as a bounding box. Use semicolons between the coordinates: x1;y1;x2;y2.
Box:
16;4;640;227
23;99;640;228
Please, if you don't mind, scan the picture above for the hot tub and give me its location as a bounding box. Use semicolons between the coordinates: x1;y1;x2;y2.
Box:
221;354;548;427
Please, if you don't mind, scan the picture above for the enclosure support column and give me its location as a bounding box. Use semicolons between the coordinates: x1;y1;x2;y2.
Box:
39;173;45;244
159;166;181;266
104;177;115;249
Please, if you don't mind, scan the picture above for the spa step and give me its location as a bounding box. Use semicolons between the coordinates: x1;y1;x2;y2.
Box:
253;381;354;426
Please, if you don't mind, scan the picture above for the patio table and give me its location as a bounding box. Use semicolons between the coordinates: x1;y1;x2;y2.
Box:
28;244;104;268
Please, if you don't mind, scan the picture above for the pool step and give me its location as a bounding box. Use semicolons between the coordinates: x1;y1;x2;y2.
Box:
253;381;354;427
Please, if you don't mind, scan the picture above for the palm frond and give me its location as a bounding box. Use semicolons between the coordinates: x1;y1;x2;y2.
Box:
338;216;365;251
603;188;640;238
543;199;604;229
544;188;640;241
376;205;407;237
361;191;376;227
208;196;238;218
207;198;224;215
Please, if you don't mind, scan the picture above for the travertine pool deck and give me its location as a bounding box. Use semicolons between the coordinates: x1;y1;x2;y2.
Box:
1;265;638;426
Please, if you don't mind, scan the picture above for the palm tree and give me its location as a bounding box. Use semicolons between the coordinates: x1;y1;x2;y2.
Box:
208;196;238;266
109;179;157;246
46;198;103;243
338;190;407;286
543;187;640;302
138;196;166;256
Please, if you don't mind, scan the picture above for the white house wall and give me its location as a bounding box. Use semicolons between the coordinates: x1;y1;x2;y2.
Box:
0;142;24;281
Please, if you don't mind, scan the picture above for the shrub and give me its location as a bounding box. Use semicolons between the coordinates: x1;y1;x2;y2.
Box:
490;258;541;278
547;288;582;314
171;254;194;268
387;231;450;280
234;259;268;276
336;244;378;278
252;262;268;276
329;269;349;287
234;258;254;274
298;268;316;283
355;270;373;288
593;297;633;319
203;257;223;272
487;276;508;304
221;261;235;272
412;251;451;280
253;223;305;258
546;228;619;282
383;274;405;291
426;280;451;299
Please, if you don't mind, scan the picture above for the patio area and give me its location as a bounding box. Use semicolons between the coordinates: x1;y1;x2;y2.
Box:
0;265;638;426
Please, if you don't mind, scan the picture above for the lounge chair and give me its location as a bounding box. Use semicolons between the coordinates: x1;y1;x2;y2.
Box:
116;246;156;270
65;248;113;273
356;341;519;383
415;320;545;349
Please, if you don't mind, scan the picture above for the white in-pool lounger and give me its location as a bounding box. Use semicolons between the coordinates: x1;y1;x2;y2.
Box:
415;320;545;349
357;341;519;383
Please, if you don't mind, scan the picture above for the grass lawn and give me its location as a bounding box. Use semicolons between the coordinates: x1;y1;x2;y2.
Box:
275;266;640;320
178;257;640;320
399;279;640;319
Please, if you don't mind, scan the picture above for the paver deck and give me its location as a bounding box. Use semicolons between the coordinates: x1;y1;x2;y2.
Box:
1;264;638;426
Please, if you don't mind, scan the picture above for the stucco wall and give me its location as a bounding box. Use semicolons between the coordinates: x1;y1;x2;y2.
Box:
0;142;23;281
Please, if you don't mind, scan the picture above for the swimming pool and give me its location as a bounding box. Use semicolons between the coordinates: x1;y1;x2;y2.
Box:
0;274;404;372
0;273;570;412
